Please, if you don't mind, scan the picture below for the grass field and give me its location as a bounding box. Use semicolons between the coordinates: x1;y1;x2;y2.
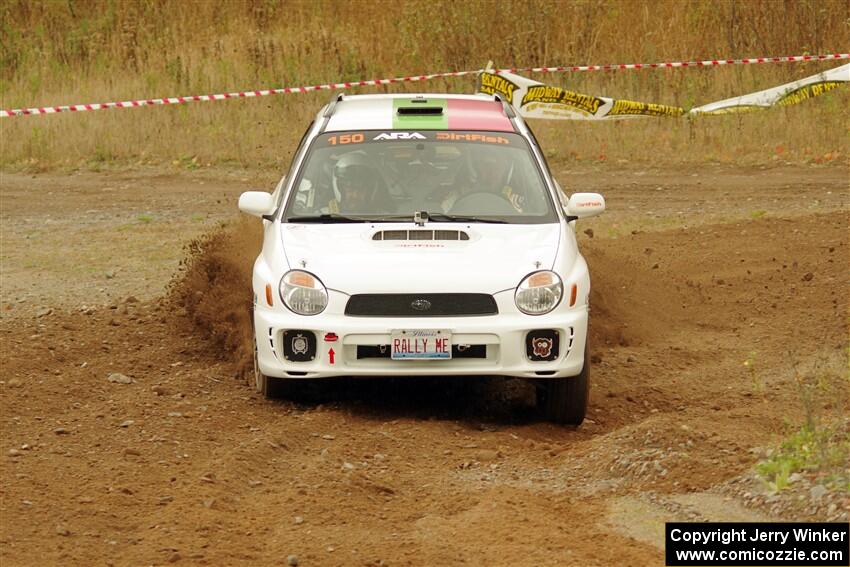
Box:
1;0;848;170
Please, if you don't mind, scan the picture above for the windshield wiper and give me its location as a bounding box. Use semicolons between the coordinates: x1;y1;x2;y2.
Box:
424;212;508;224
287;214;423;223
286;214;370;223
287;213;508;224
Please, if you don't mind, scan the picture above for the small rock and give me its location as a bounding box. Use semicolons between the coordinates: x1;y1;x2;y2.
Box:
167;552;181;563
583;228;594;238
54;427;70;435
248;480;262;487
342;462;355;471
35;307;53;318
6;378;23;388
168;412;183;418
321;434;336;440
294;516;304;525
107;373;133;384
802;272;814;282
473;449;499;462
151;385;168;396
287;555;299;566
123;447;141;456
8;448;21;457
119;420;134;428
789;472;802;484
55;524;71;536
125;295;138;303
809;484;827;500
202;498;216;509
652;263;659;269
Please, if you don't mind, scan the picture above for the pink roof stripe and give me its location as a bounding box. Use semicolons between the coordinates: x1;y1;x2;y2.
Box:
446;99;514;132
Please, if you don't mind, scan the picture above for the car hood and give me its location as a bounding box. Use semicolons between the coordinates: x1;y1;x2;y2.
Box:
280;223;564;294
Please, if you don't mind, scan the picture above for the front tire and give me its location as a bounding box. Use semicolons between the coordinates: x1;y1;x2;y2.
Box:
537;340;590;425
251;320;284;398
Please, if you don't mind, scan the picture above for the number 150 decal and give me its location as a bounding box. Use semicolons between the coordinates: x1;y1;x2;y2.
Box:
327;133;365;145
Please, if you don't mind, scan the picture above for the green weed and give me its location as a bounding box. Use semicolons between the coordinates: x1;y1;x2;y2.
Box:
757;422;850;493
757;358;850;494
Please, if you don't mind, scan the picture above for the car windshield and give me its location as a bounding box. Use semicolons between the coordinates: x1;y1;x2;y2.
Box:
283;131;558;224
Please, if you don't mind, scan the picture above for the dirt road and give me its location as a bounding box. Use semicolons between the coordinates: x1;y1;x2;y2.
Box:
1;164;848;566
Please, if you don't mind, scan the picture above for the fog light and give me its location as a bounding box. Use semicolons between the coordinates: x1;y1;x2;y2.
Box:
526;330;559;361
283;330;317;362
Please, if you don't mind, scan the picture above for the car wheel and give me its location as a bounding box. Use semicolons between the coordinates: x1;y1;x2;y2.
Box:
251;318;285;398
537;340;590;425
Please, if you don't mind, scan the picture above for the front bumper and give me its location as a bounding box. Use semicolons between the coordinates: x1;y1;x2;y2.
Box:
254;295;588;379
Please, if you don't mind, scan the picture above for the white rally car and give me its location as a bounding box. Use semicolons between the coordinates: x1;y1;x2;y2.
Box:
238;93;604;424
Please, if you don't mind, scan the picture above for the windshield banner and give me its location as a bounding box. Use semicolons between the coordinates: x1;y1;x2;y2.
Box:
477;63;849;120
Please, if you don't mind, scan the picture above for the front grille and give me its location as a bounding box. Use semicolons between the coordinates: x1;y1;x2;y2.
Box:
345;293;498;317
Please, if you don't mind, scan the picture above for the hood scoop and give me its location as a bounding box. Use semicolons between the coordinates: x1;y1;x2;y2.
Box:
372;229;470;241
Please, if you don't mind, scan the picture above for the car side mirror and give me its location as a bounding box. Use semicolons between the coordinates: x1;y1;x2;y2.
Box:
238;191;275;219
565;193;605;221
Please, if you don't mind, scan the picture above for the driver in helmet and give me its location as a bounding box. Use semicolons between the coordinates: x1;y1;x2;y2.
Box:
441;145;525;213
330;152;385;214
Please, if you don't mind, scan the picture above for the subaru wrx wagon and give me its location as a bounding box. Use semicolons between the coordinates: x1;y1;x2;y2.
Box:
238;93;605;424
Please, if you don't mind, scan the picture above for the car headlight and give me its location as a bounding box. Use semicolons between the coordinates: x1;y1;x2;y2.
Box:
280;270;328;315
515;271;563;315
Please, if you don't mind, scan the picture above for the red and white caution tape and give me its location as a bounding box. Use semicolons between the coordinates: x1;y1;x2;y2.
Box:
498;53;850;74
3;52;847;118
0;69;480;118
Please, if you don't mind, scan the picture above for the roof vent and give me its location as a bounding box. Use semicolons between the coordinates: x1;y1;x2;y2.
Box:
397;106;443;116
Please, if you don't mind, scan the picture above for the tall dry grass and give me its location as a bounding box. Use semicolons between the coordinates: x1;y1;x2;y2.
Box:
1;0;848;171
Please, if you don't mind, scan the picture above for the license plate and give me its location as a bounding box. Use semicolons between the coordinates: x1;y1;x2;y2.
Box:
391;329;452;360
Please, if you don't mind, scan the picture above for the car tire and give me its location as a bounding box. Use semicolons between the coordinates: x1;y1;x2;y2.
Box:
537;340;590;425
250;317;287;398
251;334;272;398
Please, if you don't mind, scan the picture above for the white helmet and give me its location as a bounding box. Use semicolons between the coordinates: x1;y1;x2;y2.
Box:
332;151;380;203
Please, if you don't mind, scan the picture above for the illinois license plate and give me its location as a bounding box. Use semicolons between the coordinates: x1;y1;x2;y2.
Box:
391;329;452;360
